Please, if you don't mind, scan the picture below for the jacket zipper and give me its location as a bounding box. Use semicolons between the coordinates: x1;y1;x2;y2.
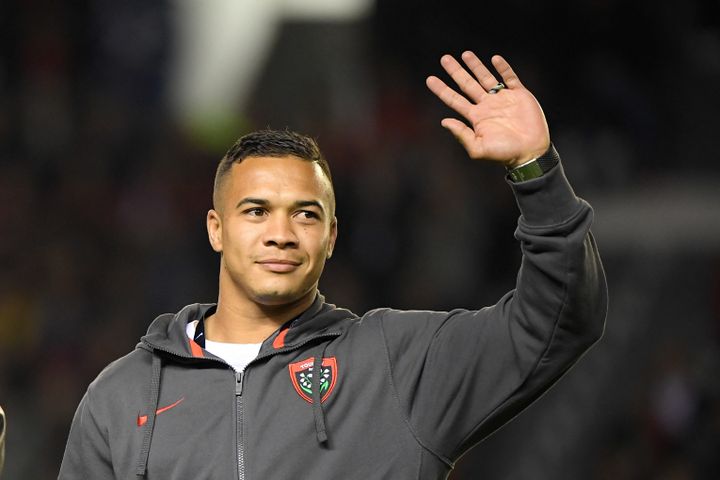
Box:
228;332;341;480
236;370;244;480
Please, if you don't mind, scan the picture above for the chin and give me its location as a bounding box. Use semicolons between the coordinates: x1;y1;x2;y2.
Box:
252;287;311;307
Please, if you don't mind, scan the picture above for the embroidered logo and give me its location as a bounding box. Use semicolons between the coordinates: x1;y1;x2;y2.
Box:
137;396;185;427
288;357;337;403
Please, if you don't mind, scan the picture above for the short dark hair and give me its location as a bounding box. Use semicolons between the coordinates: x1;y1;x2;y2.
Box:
213;129;335;212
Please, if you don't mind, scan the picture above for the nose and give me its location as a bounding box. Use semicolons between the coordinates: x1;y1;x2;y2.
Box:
262;214;299;249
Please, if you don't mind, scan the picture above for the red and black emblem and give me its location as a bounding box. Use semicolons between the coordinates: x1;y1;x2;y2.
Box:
288;357;337;403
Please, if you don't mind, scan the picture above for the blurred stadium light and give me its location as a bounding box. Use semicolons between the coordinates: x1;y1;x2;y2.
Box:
168;0;373;145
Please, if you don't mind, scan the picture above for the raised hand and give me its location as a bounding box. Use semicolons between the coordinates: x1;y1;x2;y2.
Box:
426;51;550;168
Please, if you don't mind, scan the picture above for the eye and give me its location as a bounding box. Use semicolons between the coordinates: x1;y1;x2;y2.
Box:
243;207;266;217
295;210;320;222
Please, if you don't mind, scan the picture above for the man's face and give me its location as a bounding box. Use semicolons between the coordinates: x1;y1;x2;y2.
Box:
207;155;337;307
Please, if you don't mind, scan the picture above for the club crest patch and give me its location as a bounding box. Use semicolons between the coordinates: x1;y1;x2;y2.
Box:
288;357;338;403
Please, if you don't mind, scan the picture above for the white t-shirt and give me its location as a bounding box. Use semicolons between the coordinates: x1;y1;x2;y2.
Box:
186;320;261;372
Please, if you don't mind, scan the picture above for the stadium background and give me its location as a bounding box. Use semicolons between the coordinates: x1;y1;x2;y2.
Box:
1;0;719;478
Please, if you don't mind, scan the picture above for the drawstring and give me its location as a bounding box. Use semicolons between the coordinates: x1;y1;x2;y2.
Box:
311;343;330;445
136;353;163;476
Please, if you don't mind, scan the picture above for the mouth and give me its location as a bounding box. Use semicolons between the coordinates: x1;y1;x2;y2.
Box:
256;259;302;273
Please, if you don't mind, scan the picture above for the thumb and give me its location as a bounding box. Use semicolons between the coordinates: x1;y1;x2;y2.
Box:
441;118;482;158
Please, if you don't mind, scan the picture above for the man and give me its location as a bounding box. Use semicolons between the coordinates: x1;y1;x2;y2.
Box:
59;52;607;479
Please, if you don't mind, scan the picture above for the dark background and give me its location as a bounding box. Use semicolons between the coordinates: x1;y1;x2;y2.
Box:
1;0;719;478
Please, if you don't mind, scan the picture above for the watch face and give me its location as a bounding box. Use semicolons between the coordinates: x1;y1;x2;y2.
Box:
509;160;544;182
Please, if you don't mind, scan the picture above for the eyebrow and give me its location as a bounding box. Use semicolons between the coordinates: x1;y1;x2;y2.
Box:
236;197;269;209
235;197;326;213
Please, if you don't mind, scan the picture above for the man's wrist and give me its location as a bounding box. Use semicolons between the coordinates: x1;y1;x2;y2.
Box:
506;144;560;183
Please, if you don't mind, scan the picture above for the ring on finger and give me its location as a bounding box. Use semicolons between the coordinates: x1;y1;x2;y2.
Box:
488;82;506;94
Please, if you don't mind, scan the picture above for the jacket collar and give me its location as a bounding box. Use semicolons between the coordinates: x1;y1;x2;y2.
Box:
138;294;357;358
264;294;357;353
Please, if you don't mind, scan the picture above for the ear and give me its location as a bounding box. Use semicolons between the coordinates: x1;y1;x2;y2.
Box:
327;216;338;259
207;209;223;253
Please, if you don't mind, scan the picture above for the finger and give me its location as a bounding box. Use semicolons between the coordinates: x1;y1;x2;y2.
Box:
426;76;473;118
440;118;482;158
440;54;486;103
491;55;524;89
461;51;500;92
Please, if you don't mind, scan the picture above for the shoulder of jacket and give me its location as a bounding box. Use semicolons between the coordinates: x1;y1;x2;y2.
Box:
86;348;153;397
361;307;451;322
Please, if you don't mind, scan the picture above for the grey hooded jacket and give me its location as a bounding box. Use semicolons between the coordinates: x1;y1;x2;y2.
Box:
59;157;607;479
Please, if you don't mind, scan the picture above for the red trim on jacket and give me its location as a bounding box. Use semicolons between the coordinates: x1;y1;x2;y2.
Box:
273;326;290;349
189;338;204;357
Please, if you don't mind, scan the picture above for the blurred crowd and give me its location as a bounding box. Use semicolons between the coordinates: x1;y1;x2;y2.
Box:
1;0;719;478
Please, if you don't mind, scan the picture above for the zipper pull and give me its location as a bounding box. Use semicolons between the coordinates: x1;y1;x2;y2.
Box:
235;370;244;396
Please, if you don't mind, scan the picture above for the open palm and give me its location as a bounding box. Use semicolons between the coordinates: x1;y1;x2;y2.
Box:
426;52;550;168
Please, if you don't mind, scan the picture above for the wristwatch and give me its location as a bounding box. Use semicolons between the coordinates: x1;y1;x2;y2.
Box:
506;144;559;182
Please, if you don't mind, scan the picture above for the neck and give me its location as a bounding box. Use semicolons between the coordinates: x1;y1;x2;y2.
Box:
207;286;316;344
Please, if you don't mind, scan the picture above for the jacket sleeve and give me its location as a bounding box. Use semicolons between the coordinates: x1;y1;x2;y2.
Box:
58;386;115;479
377;155;608;463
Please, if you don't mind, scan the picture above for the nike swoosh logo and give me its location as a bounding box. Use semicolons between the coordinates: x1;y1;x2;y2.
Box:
137;396;185;427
